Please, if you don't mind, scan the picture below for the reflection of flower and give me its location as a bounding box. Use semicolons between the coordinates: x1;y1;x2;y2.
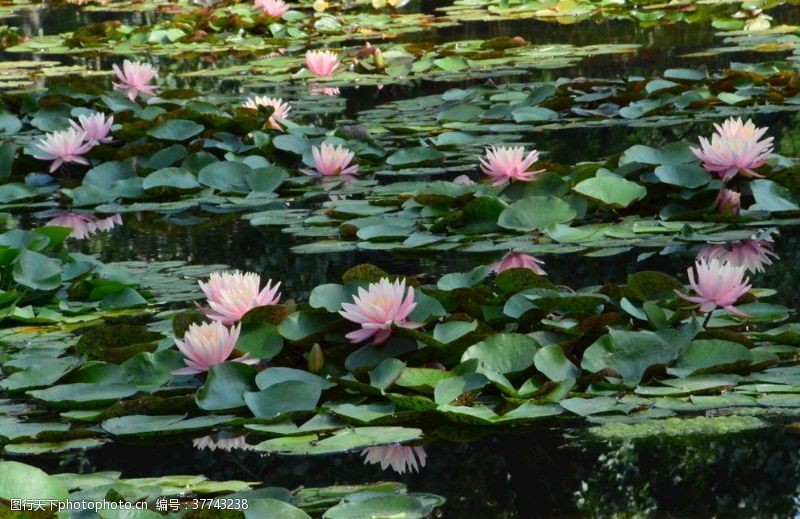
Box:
697;240;778;274
33;128;93;172
491;252;546;275
200;271;282;325
361;445;427;474
305;50;339;77
691;117;773;182
242;96;291;130
452;175;475;186
46;212;95;239
49;212;123;240
340;278;421;345
193;435;255;452
172;321;256;375
254;0;289;17
70;113;114;145
675;258;751;318
92;213;123;232
732;7;762;18
480;146;544;187
301;143;359;177
309;84;340;96
112;60;158;101
716;189;741;216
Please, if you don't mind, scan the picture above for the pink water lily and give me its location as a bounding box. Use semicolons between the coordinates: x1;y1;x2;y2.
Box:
675;258;752;318
255;0;289;16
691;117;773;182
199;271;282;325
716;189;741;216
171;321;256;375
480;146;545;187
361;445;427;474
242;96;291;130
697;240;778;274
33;128;93;173
339;277;421;345
305;50;340;77
112;60;158;101
452;174;475;186
70;112;114;145
491;251;547;275
301;143;359;177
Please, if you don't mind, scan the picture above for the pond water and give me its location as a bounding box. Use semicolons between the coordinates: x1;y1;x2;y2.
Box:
0;0;800;518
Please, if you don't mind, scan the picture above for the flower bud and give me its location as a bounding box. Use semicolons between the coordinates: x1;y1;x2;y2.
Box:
308;343;324;373
716;189;741;216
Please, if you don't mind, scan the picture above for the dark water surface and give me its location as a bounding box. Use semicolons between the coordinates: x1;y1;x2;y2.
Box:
33;413;800;517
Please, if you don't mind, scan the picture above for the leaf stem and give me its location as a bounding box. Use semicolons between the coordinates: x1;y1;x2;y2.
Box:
702;310;713;329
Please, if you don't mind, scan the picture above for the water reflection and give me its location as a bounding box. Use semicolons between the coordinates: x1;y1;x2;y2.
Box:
28;417;800;517
75;214;795;307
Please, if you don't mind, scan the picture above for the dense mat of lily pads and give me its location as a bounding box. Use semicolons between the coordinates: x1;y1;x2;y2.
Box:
4;65;800;258
3;254;800;464
5;0;800;513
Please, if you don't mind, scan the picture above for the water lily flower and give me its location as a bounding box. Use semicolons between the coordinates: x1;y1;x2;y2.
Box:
241;96;291;130
716;189;741;216
452;174;475;186
112;60;158;101
339;277;421;345
193;435;254;452
491;251;546;275
199;271;282;325
70;112;114;145
691;117;773;182
171;321;256;375
33;128;94;173
697;240;778;274
361;445;427;474
301;143;359;177
305;50;339;77
675;258;752;318
480;145;545;187
312;0;328;10
254;0;289;16
744;13;773;31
